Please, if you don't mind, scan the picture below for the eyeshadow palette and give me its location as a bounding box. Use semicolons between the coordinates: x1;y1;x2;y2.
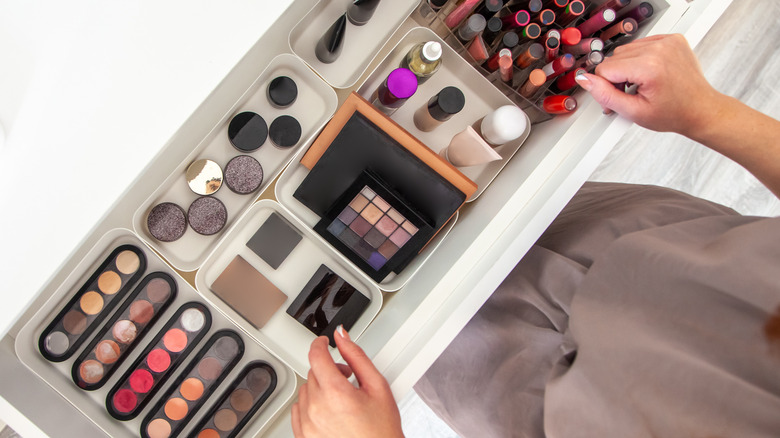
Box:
16;230;296;438
132;53;338;271
107;302;213;420
246;212;302;270
314;171;434;282
196;200;382;375
72;272;177;390
39;245;147;362
286;265;370;347
190;361;277;438
141;330;244;438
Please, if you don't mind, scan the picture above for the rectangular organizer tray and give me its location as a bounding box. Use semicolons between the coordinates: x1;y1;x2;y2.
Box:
15;229;296;438
132;53;338;271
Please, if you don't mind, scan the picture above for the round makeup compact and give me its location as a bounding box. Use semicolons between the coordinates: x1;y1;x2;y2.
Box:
267;76;298;108
148;202;187;242
186;159;223;196
269;115;302;149
224;155;264;194
228;112;268;153
188;197;227;236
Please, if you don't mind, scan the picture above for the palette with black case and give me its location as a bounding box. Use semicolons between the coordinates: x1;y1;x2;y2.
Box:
314;171;434;282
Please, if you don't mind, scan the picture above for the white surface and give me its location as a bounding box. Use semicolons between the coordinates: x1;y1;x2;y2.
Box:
0;0;294;338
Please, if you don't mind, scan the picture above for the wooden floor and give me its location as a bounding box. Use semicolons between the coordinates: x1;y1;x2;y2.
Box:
402;0;780;436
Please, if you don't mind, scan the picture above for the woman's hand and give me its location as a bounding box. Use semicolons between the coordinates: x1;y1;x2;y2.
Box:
291;327;404;438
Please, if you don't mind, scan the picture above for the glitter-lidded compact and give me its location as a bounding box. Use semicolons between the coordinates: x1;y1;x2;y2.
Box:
147;202;187;242
228;112;268;153
186;159;223;196
314;171;434;282
188;197;228;236
224;155;263;195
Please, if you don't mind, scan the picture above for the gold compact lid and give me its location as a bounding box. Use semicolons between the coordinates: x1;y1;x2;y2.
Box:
186;159;223;195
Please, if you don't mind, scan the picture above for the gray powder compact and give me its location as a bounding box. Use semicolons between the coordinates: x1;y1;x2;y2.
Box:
188;197;227;236
148;202;187;242
224;155;264;194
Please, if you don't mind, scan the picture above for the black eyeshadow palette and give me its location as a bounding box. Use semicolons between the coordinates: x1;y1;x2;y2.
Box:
246;212;302;270
39;245;147;362
286;265;370;346
314;171;434;282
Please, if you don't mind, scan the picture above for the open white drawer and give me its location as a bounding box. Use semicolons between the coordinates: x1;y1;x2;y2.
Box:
0;0;734;436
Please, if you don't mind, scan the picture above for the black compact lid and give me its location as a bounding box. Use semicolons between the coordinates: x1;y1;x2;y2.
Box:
267;76;297;108
269;115;302;148
228;112;268;152
428;86;465;121
430;0;448;6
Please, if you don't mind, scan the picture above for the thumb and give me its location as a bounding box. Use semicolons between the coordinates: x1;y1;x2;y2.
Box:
333;325;387;392
575;72;639;117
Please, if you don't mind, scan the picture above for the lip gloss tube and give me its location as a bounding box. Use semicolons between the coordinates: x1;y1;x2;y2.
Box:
563;37;604;56
457;14;487;42
590;0;630;17
541;53;574;79
519;23;542;42
573;50;604;71
484;48;513;72
543;95;577;114
502;10;531;30
535;9;556;26
600;18;637;41
577;8;616;37
560;27;581;46
544;30;560;62
622;2;654;24
445;0;482;28
515;0;543;14
515;42;544;68
499;54;514;83
558;0;584;26
467;34;491;64
496;31;521;52
519;68;547;97
555;67;586;91
474;0;504;19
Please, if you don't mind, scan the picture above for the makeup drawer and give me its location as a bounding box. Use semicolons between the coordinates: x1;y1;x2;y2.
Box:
0;0;733;436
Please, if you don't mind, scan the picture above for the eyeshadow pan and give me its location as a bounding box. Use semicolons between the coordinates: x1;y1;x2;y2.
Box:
378;240;399;259
349;216;372;237
71;273;177;390
191;362;277;438
141;331;244;438
147;202;187;242
375;215;399;237
373;196;390;212
364;228;386;249
146;278;172;303
97;271;121;294
62;310;87;335
79;360;104;384
389;228;412;246
360;203;383;225
147;419;171;438
130;369;154;393
245;212;302;270
387;208;405;223
349;194;369;212
80;292;104;315
116;250;141;275
210;255;287;329
286;265;370;346
327;220;347;237
338;227;361;248
181;308;206;332
337;207;359;225
107;302;211;421
402;221;418;234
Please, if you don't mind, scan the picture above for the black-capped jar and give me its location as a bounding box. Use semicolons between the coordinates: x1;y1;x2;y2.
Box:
413;86;465;132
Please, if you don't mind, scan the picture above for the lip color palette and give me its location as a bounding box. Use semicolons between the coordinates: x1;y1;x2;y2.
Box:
106;302;212;420
39;245;147;362
314;171;433;282
142;330;244;438
71;272;177;390
191;361;277;438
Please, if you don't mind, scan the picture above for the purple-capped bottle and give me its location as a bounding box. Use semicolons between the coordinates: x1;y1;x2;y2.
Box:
372;68;418;115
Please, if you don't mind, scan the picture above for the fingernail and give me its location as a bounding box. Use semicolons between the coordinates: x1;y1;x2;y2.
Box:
575;72;591;90
336;325;347;339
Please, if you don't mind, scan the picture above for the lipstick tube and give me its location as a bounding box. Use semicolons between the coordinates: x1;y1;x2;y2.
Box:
555;68;586;91
558;0;584;26
445;0;482;28
590;0;630;18
519;69;547;97
499;52;514;83
622;2;654;24
457;14;487;42
543;95;577;114
541;53;574;79
599;18;638;41
483;17;504;46
502;10;531;30
544;30;561;62
467;34;490;64
474;0;504;19
514;0;543;14
545;0;568;8
573;51;604;71
534;9;556;26
515;42;544;68
519;23;542;42
563;37;604;56
483;48;513;72
496;31;521;52
577;8;616;36
560;27;581;46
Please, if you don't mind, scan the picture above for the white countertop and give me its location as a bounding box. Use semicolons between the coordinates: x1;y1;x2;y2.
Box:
0;0;294;338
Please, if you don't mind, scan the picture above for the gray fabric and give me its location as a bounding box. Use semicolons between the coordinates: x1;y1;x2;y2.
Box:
415;182;780;437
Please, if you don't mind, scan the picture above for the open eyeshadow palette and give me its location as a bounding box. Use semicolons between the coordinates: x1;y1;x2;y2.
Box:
132;53;338;271
16;229;295;438
195;200;382;375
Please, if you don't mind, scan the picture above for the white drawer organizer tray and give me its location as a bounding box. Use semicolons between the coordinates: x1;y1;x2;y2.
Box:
3;0;733;437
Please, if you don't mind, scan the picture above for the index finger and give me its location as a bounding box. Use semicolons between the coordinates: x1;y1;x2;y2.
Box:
307;336;348;388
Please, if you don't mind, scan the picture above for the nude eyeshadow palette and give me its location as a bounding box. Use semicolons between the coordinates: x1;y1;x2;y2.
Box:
71;272;177;390
38;245;147;362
